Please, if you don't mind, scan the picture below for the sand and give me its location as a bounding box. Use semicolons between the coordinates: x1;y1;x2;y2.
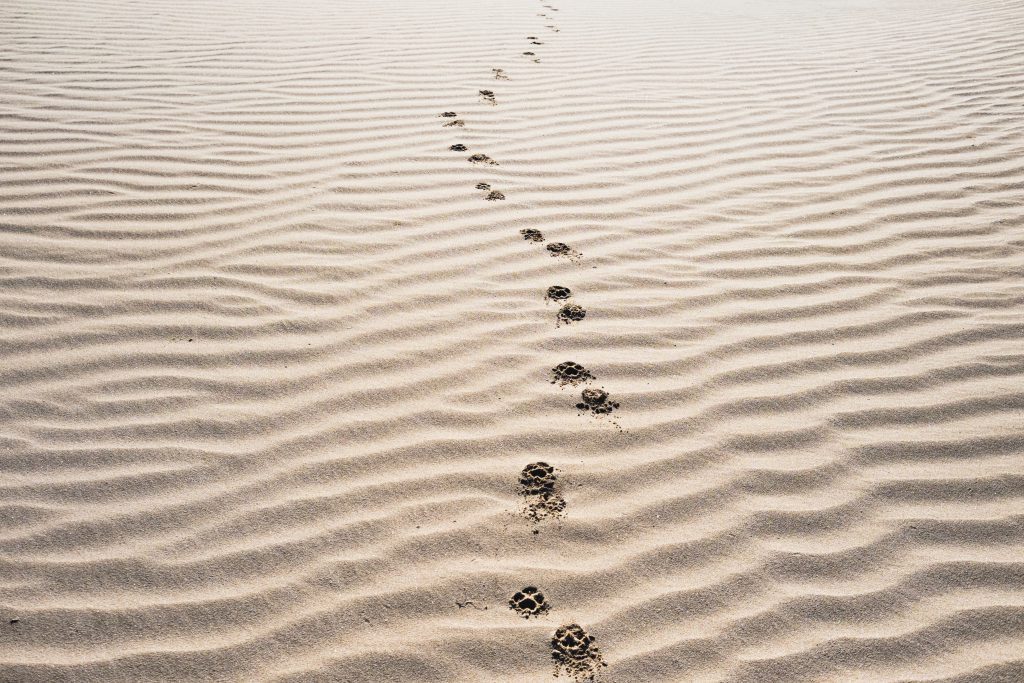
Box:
2;0;1023;680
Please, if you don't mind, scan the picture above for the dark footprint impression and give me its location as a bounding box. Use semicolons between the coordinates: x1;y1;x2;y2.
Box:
546;285;572;301
475;182;504;200
576;387;619;416
480;89;496;105
551;361;594;386
552;623;606;681
546;242;582;261
444;119;465;127
523;51;540;62
557;303;586;326
509;586;550;618
493;68;509;80
450;144;468;152
521;228;545;243
439;111;458;118
469;153;498;165
520;461;566;522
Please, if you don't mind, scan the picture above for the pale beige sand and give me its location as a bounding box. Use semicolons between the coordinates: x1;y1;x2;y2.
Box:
2;0;1024;680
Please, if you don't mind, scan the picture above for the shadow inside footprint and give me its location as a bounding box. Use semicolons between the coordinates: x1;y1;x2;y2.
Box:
469;153;498;165
552;624;606;681
557;303;586;325
519;462;566;522
520;461;556;496
444;119;465;127
479;89;496;104
546;285;572;301
439;111;457;117
476;183;491;190
546;242;582;261
551;361;594;386
486;190;505;201
510;587;550;618
450;144;468;152
576;387;619;415
521;228;545;242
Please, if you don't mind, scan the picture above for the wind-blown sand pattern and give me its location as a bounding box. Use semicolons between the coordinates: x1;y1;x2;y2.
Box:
2;0;1024;680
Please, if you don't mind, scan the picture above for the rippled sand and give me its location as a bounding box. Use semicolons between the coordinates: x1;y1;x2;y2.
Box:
2;0;1023;680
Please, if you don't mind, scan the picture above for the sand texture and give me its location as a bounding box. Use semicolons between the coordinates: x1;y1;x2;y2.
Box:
2;0;1024;680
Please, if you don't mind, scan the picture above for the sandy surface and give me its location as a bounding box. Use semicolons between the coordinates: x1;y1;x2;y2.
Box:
2;0;1024;681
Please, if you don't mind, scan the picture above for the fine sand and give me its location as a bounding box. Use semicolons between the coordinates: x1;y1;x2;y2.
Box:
2;0;1024;681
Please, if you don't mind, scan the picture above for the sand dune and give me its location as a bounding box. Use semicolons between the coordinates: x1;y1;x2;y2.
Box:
2;0;1024;680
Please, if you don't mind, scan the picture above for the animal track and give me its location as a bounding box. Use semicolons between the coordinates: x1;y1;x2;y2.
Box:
552;624;606;681
510;587;550;618
546;285;572;301
450;144;468;152
520;461;557;496
519;462;566;522
557;303;586;325
576;388;619;416
521;228;545;242
474;182;503;199
479;89;496;104
493;68;509;80
551;361;594;386
469;153;498;165
546;242;582;261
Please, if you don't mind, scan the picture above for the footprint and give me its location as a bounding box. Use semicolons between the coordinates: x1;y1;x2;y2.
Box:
552;624;606;681
551;361;594;386
520;462;566;522
546;242;582;261
520;461;557;496
486;190;506;201
450;144;468;152
479;89;496;104
476;183;491;191
439;111;458;118
509;586;550;618
576;387;619;415
557;303;586;325
469;153;498;165
521;228;545;242
546;285;572;301
444;119;465;128
493;68;509;80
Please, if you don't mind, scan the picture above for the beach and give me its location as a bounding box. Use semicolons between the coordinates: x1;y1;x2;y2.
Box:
1;0;1023;680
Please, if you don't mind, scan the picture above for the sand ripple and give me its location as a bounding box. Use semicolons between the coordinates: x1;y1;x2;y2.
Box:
2;0;1023;680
